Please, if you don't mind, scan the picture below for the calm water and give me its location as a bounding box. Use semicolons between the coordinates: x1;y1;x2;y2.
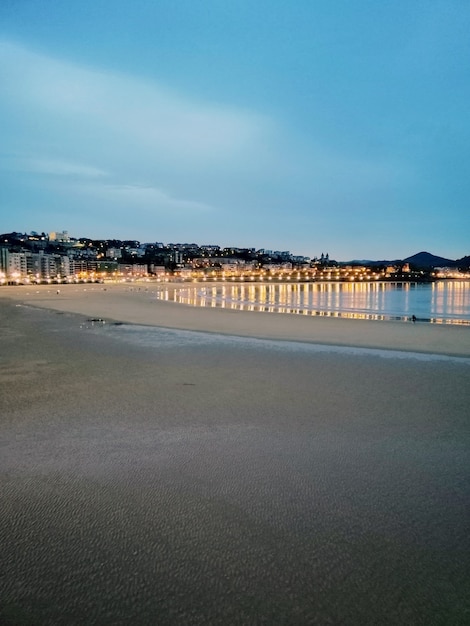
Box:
157;280;470;324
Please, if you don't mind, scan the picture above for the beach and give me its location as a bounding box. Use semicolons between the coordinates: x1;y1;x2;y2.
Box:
1;284;470;625
2;282;470;356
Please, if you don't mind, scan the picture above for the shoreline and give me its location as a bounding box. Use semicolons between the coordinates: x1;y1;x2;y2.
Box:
2;283;469;357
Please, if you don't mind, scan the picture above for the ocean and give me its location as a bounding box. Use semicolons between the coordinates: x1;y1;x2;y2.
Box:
155;280;470;324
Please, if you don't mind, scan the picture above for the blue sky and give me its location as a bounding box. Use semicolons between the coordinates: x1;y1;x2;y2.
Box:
1;1;469;260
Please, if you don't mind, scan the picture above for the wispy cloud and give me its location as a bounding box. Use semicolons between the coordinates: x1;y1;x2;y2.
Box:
0;38;417;251
0;39;282;221
0;40;271;165
75;181;214;214
2;156;109;178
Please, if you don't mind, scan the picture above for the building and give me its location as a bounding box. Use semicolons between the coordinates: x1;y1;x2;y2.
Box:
49;230;71;243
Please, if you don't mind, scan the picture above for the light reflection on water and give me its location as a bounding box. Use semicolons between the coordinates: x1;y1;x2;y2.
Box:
154;281;470;325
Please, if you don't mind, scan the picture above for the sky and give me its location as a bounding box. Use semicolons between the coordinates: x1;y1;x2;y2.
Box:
1;1;469;261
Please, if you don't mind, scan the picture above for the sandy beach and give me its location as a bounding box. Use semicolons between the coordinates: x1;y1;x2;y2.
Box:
2;282;470;356
1;285;470;625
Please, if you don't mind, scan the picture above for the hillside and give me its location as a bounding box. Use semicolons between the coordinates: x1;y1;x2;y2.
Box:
403;252;456;268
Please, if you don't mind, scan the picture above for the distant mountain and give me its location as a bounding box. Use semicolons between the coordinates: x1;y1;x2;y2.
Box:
345;259;400;266
456;255;470;269
344;251;468;268
403;251;456;268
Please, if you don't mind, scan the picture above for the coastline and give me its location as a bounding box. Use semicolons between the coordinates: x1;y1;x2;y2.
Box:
2;282;469;357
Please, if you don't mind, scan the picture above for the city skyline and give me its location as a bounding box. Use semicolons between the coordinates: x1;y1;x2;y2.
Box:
2;228;468;266
1;1;469;260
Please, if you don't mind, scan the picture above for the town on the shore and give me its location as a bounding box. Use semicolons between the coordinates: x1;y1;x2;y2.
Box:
1;230;469;285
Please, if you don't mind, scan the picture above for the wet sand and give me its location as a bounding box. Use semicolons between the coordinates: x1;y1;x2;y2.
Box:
1;289;470;625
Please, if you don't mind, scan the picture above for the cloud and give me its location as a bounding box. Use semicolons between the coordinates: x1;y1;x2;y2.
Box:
2;156;109;178
0;38;415;240
76;182;214;214
0;40;271;166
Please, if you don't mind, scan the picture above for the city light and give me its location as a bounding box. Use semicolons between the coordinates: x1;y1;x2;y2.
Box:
1;231;469;285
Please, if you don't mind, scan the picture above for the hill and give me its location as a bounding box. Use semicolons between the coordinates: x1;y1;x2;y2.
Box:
403;251;456;268
456;255;470;269
344;251;469;269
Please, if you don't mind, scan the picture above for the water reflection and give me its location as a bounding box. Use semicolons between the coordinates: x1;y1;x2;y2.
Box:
154;281;470;324
432;280;470;319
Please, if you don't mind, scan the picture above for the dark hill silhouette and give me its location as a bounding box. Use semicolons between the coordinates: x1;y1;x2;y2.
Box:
456;255;470;269
403;251;456;268
345;251;469;268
